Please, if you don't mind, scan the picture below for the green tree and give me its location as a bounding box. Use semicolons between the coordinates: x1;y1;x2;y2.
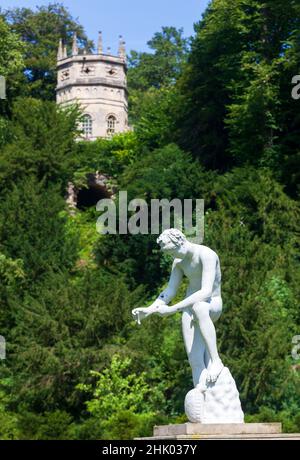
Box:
224;1;300;173
77;355;164;439
17;410;73;440
0;16;24;81
75;131;139;180
0;97;80;190
2;3;93;100
4;263;143;417
0;379;20;440
0;16;25;92
0;178;79;284
0;16;24;144
0;253;24;337
177;0;300;177
128;27;189;126
177;0;247;168
133;86;182;149
128;27;189;92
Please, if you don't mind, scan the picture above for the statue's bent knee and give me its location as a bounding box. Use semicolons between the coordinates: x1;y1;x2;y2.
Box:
192;301;209;318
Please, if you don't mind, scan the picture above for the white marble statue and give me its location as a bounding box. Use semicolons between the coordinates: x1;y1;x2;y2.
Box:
132;228;223;385
132;229;244;423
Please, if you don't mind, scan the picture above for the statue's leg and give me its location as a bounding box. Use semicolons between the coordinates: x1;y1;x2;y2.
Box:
192;297;223;382
204;347;211;369
205;297;222;368
182;309;206;387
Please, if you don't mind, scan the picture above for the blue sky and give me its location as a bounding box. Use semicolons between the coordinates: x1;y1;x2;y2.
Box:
0;0;210;53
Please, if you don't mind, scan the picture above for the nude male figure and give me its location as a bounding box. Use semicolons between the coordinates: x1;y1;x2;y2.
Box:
132;228;224;386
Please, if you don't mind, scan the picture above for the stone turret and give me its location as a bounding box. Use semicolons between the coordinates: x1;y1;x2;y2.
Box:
56;32;129;140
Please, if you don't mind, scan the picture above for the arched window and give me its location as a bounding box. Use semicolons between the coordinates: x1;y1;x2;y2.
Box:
107;115;117;136
82;114;93;137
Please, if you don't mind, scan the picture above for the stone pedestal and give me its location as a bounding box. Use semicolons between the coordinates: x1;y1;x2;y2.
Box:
136;422;300;440
185;367;244;423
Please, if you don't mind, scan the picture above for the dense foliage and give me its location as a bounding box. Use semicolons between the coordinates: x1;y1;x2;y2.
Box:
0;1;299;439
0;3;93;102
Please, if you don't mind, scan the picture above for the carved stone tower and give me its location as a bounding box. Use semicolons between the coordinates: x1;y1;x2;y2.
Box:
56;32;129;140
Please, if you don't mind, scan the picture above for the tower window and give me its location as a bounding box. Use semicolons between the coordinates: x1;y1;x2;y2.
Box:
82;114;93;138
107;115;116;135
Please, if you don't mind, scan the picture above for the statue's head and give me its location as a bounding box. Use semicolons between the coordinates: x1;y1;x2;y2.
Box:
157;228;187;258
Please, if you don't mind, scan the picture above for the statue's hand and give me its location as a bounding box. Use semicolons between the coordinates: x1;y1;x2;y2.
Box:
132;307;156;325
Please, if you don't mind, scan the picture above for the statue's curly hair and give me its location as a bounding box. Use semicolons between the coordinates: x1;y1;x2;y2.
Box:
157;228;187;248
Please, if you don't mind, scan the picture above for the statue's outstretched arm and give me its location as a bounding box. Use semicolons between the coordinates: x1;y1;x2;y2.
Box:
156;259;183;306
132;259;183;323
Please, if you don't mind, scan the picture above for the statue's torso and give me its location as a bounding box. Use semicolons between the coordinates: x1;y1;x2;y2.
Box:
177;245;221;299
